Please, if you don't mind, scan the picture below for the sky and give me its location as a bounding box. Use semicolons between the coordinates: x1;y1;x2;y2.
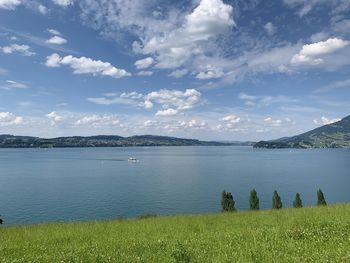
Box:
0;0;350;141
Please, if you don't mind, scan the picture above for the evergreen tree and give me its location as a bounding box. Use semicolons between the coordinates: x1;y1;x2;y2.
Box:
221;190;236;212
293;193;303;208
249;189;259;210
317;189;327;206
272;190;282;209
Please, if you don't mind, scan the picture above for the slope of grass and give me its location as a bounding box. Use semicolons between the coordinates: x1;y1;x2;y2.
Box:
1;204;350;262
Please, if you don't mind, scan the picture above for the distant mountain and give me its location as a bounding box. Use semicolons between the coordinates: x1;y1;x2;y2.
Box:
0;134;238;148
254;115;350;149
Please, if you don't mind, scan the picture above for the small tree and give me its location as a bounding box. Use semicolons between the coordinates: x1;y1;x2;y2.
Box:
293;193;303;208
249;189;259;210
221;190;236;212
272;190;282;209
317;189;327;206
0;215;3;225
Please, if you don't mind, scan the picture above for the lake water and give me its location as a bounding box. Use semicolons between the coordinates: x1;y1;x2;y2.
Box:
0;146;349;225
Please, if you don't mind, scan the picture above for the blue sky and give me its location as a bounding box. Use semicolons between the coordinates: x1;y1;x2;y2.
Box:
0;0;350;140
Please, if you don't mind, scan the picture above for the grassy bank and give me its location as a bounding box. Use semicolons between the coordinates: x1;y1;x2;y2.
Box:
1;204;350;262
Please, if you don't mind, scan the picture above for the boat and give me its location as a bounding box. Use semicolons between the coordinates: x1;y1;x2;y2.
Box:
128;157;139;162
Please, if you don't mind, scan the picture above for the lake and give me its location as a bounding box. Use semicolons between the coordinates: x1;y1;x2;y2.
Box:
0;146;349;225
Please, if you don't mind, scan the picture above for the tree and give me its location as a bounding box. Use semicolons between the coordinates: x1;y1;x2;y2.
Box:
272;190;282;209
317;189;327;206
221;190;236;212
293;193;303;208
249;189;259;210
0;215;3;225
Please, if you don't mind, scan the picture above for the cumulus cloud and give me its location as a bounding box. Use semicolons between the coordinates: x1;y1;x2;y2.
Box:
155;108;178;117
46;36;67;45
264;117;282;127
52;0;73;6
313;116;341;125
75;114;120;127
1;44;35;56
134;57;154;69
135;0;234;69
0;0;21;10
196;69;224;80
291;38;349;65
88;88;202;116
45;53;131;78
221;115;241;123
46;111;63;125
0;112;24;126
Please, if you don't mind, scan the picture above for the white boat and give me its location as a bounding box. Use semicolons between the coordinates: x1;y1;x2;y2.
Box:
128;157;139;162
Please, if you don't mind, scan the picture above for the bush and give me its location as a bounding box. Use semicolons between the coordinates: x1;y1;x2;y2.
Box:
272;190;282;209
0;215;3;225
293;193;303;208
317;189;327;206
249;189;259;210
221;190;236;212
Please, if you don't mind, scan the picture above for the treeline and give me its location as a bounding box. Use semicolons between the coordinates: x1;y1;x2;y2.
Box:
221;189;327;212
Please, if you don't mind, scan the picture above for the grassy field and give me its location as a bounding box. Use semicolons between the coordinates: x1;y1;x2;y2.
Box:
1;204;350;263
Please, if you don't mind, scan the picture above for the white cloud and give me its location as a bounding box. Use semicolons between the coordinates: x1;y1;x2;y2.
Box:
264;22;276;36
155;108;178;117
88;88;202;116
145;89;202;111
264;117;282;127
0;0;21;10
1;44;35;56
314;78;350;93
1;80;28;90
168;69;188;78
134;57;154;69
52;0;73;6
75;114;120;127
291;38;349;65
134;0;234;69
46;111;63;125
221;115;240;123
137;70;153;76
284;0;350;17
196;69;224;79
45;53;131;78
46;36;67;45
0;112;24;126
315;116;341;125
47;29;62;36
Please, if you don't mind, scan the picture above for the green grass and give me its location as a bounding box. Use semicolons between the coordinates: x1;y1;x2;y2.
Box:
1;204;350;262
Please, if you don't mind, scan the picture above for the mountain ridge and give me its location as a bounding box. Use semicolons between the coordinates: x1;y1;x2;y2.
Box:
254;115;350;148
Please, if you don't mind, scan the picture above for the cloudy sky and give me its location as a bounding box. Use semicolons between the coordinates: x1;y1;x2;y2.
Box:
0;0;349;140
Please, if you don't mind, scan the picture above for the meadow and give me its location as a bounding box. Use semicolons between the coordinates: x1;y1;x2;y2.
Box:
0;204;349;263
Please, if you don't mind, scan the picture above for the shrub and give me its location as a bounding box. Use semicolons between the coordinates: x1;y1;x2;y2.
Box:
249;189;260;210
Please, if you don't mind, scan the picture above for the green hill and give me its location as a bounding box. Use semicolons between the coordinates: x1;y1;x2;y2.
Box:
255;115;350;148
1;204;349;262
0;134;234;148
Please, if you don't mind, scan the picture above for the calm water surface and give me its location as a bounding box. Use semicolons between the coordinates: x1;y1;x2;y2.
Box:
0;146;349;224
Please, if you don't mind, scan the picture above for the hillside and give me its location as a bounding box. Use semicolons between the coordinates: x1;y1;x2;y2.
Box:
255;115;350;148
0;204;349;262
0;135;235;148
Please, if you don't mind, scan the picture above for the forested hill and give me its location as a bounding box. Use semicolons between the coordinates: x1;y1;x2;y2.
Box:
255;115;350;149
0;134;237;148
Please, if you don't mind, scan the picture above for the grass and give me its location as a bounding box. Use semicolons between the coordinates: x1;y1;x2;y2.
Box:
1;204;350;262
